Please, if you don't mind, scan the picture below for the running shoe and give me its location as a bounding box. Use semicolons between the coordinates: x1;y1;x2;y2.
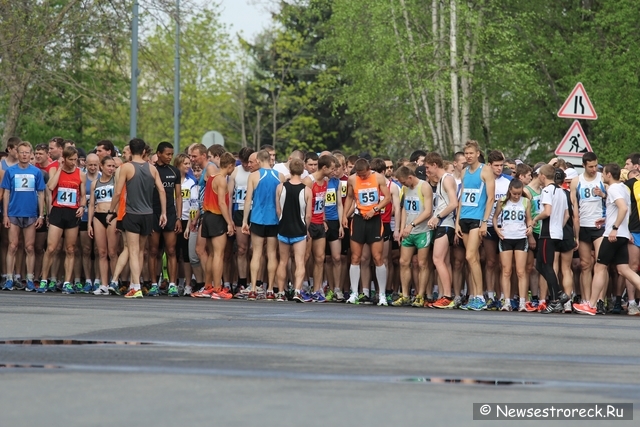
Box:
75;282;85;293
627;302;640;316
596;299;606;315
167;284;179;297
3;279;13;291
432;291;439;301
325;289;335;302
81;282;93;294
540;301;562;314
124;288;143;299
293;291;305;303
266;291;276;301
108;281;121;296
218;287;233;300
574;302;596;315
25;280;35;292
460;297;475;310
358;294;372;305
276;292;287;302
147;284;160;297
518;301;527;312
93;286;110;295
192;285;214;298
536;301;547;313
611;300;622;314
391;292;401;302
524;300;539;312
557;291;570;305
36;280;47;293
312;291;326;303
334;289;345;302
432;296;455;309
469;298;487;311
453;295;463;309
48;281;57;293
247;291;257;301
377;295;388;306
412;295;425;308
92;281;101;292
510;298;519;311
391;295;410;307
61;283;75;294
183;284;193;296
485;298;499;311
500;301;512;312
299;290;313;303
563;300;573;313
346;293;359;304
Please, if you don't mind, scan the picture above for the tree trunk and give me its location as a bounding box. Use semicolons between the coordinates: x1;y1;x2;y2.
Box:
482;79;490;146
460;1;481;145
398;0;438;150
390;0;428;146
449;0;461;152
432;0;444;154
1;82;27;146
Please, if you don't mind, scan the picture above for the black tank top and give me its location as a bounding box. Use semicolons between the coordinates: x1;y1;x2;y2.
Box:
278;181;307;238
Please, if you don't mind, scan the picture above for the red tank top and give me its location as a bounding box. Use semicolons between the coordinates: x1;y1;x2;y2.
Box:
52;167;81;209
203;174;228;215
380;179;393;224
310;177;328;224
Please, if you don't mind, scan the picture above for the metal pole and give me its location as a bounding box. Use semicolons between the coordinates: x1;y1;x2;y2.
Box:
129;0;139;140
174;0;180;149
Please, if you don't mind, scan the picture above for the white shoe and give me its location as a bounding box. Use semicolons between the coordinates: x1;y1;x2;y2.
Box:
183;285;192;296
377;296;388;306
563;300;573;313
628;302;640;316
346;294;358;304
334;289;345;301
93;286;109;295
518;301;527;312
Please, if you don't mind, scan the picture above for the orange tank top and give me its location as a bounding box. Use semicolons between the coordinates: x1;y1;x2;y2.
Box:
203;174;228;215
117;188;127;221
353;172;380;216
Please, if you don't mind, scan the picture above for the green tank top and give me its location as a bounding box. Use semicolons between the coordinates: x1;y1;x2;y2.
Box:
526;185;542;235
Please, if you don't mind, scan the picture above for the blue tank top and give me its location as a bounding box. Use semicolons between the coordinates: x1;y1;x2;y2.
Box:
250;168;280;225
82;173;99;222
324;177;340;221
460;164;488;221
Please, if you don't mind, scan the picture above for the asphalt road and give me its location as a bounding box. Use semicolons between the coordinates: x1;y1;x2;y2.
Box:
0;293;638;426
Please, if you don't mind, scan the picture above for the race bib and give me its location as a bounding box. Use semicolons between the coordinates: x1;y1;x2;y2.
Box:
14;174;35;192
580;185;600;201
461;188;480;207
325;188;337;207
181;188;191;199
95;185;114;203
357;188;378;206
314;192;326;214
502;208;525;223
57;187;78;206
404;196;420;213
340;180;347;198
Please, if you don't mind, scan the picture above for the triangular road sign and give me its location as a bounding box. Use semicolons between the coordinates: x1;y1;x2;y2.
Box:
557;82;597;120
555;120;593;157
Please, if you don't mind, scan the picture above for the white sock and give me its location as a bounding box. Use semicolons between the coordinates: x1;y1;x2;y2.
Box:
363;288;370;297
133;283;141;290
349;265;360;296
477;295;485;302
488;291;495;300
169;282;175;288
375;265;387;296
433;285;439;294
152;282;158;288
520;297;526;305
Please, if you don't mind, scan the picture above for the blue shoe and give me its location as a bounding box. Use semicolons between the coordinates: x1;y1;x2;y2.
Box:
92;282;101;292
510;298;519;311
25;280;35;292
61;283;75;294
3;279;14;291
299;290;313;303
460;296;474;310
469;298;487;311
147;284;159;297
312;291;326;303
36;280;47;293
486;298;501;311
48;281;57;293
81;282;93;294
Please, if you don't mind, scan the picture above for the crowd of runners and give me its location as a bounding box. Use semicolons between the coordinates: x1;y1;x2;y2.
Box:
1;135;639;316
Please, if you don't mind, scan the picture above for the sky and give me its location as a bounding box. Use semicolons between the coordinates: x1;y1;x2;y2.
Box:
218;0;272;41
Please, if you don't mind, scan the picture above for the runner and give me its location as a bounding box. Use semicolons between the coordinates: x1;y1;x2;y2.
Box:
79;153;100;292
574;164;640;315
275;159;312;302
228;147;254;295
39;146;87;294
242;150;284;300
147;142;182;297
494;179;532;312
623;162;640;315
302;154;337;302
273;150;304;179
2;137;20;170
199;152;236;299
392;165;433;307
342;159;392;306
425;152;459;309
175;153;197;295
523;165;545;311
106;138;167;298
1;141;45;291
455;140;495;311
532;165;571;313
324;157;346;302
570;152;606;305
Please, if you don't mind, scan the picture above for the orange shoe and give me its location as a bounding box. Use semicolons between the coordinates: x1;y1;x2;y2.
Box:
192;285;214;298
432;296;455;309
210;287;227;300
217;287;233;300
124;288;143;299
536;301;547;313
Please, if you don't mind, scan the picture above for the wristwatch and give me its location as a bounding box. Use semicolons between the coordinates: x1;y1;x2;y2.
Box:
612;225;619;230
410;222;416;228
436;214;442;220
373;206;380;213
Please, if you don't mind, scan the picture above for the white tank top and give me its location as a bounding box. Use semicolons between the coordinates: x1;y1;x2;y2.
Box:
488;176;511;227
434;173;455;228
499;197;529;240
233;165;252;211
577;172;605;227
